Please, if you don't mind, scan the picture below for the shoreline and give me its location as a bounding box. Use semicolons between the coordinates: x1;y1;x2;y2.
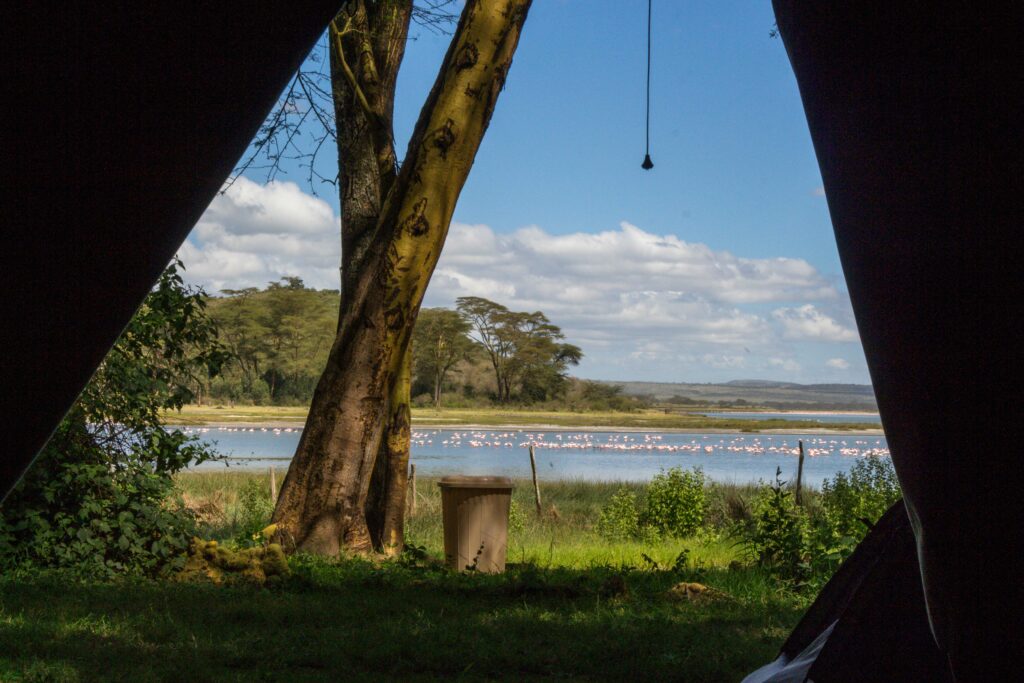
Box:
167;419;883;436
696;409;878;416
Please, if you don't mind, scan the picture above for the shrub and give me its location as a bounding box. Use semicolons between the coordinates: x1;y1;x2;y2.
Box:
0;260;226;578
0;421;200;577
596;488;641;540
820;456;900;537
412;392;435;408
816;455;901;563
743;468;810;579
232;479;275;546
641;467;706;538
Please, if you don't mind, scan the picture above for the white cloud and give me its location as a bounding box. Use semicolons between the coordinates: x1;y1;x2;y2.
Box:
812;186;826;197
769;357;802;372
826;357;851;370
771;304;859;342
424;222;853;377
431;222;837;307
178;181;866;381
179;177;341;292
201;178;337;237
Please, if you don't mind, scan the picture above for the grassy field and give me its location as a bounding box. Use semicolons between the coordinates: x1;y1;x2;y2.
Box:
174;471;788;569
165;404;881;432
0;472;814;681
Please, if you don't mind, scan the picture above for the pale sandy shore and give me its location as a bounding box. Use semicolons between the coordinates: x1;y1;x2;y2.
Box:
166;420;883;436
707;410;879;416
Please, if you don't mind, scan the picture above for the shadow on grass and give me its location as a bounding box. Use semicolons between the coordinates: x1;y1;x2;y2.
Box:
0;559;805;682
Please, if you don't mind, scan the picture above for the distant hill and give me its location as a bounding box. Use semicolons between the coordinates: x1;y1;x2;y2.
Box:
596;379;877;410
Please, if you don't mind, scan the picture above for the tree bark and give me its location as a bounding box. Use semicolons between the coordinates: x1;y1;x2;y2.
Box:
434;361;442;407
366;348;410;554
273;0;532;555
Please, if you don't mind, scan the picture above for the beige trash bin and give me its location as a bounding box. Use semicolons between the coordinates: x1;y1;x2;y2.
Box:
438;476;514;573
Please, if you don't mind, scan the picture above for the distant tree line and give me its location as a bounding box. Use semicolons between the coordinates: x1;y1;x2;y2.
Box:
197;279;647;411
202;278;339;405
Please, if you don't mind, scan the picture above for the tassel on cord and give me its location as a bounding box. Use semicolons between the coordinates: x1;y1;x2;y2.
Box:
641;0;653;170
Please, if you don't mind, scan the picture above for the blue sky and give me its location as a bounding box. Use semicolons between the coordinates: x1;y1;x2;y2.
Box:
179;1;870;385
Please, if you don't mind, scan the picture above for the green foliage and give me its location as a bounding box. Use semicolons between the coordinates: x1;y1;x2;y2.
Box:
507;499;526;537
641;467;706;538
815;455;901;563
820;455;900;539
742;468;810;580
456;296;582;403
0;259;224;577
564;380;651;412
232;479;275;546
411;308;477;407
596;488;641;540
595;469;706;542
204;288;594;409
0;421;199;578
206;277;339;405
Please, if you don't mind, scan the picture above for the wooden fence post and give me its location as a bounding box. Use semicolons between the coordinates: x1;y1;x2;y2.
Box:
795;440;805;506
269;466;277;505
529;444;542;515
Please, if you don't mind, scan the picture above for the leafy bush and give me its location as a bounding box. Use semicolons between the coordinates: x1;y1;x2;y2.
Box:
0;421;201;577
0;260;226;577
820;456;901;539
596;488;641;540
232;479;275;546
813;456;901;565
641;467;706;538
742;468;809;580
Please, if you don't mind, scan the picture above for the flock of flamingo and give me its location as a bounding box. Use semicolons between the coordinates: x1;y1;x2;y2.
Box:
413;431;888;458
178;426;889;458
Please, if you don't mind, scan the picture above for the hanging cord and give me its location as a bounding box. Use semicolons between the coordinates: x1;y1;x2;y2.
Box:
641;0;654;170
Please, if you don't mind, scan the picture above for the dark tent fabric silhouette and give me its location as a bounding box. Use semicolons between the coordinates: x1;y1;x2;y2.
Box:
3;2;1020;680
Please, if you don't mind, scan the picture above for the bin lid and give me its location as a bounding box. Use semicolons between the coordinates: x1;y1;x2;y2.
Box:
437;475;514;489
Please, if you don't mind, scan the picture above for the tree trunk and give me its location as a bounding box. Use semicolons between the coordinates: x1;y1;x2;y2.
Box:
273;0;532;555
489;356;505;402
366;347;410;555
434;361;442;407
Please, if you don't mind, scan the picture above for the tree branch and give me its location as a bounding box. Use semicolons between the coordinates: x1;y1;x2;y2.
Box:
331;18;376;119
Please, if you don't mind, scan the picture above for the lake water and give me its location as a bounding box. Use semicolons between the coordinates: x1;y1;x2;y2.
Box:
699;412;881;424
182;426;888;487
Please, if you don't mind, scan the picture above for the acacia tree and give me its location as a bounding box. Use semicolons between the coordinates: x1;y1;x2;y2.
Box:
455;296;517;400
457;296;582;402
508;313;583;402
413;308;476;407
271;0;532;556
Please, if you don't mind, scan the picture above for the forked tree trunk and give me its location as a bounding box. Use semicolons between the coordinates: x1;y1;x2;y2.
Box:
273;0;532;556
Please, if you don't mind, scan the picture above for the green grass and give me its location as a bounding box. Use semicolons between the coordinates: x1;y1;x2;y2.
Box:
0;561;803;682
172;472;790;568
165;404;881;431
163;404;310;425
0;473;815;681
